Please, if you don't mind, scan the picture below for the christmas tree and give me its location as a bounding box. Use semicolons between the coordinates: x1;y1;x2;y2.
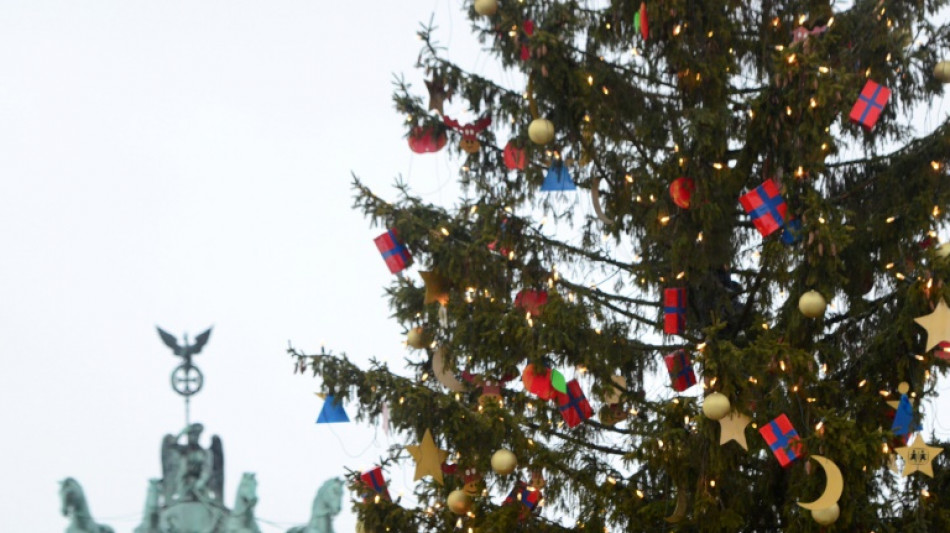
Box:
293;1;950;531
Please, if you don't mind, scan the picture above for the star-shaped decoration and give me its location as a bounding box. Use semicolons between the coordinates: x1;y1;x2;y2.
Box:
886;382;915;410
913;298;950;352
425;74;453;115
406;429;450;485
719;412;751;450
896;434;943;477
420;271;451;305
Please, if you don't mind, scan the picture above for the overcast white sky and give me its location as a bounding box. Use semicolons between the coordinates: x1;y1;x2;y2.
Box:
0;1;494;531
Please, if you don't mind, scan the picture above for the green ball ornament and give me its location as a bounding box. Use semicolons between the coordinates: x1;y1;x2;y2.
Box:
528;118;555;145
798;290;827;318
491;449;518;475
447;489;473;515
473;0;498;16
935;61;950;83
811;503;840;525
702;392;731;421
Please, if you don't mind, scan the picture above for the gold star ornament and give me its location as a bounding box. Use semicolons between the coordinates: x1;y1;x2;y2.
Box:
719;412;751;450
896;434;943;477
913;298;950;352
420;271;451;305
406;429;450;485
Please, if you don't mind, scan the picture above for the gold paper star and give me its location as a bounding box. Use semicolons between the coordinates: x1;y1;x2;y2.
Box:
719;412;751;450
913;299;950;352
420;271;451;305
405;429;450;485
886;382;915;410
896;434;943;477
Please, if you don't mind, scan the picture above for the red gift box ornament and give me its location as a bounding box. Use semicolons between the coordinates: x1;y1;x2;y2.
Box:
503;142;527;170
758;414;803;467
739;179;788;237
360;466;391;502
374;228;412;274
515;289;548;317
557;379;593;428
663;287;687;335
849;79;891;130
505;480;543;516
664;349;697;392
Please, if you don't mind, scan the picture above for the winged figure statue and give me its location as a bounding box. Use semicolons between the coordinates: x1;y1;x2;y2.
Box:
156;327;212;364
160;423;224;505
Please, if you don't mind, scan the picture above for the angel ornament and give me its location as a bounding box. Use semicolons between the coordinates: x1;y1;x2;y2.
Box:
161;423;224;505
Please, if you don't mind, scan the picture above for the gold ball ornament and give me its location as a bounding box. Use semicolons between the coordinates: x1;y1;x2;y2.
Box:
798;290;827;318
811;503;840;525
447;489;473;515
935;61;950;83
528;118;555;145
702;392;731;421
936;242;950;259
406;327;429;349
491;448;518;475
473;0;498;16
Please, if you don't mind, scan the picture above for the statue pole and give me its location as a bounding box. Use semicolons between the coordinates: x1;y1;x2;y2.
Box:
157;326;212;426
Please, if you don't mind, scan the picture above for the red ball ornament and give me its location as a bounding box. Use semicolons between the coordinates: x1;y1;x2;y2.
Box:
669;177;694;209
503;142;527;170
408;126;447;154
522;364;556;400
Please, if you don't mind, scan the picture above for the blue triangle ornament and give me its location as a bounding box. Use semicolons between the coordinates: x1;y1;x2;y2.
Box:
317;394;350;424
541;162;576;191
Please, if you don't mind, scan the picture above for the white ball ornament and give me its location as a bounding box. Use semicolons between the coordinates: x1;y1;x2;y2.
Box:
528;118;555;145
798;290;827;318
702;392;731;421
936;242;950;259
447;489;473;515
491;449;518;475
811;503;840;525
935;61;950;83
406;327;428;349
473;0;498;16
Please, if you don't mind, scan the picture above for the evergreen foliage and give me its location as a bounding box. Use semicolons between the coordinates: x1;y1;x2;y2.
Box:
293;1;950;530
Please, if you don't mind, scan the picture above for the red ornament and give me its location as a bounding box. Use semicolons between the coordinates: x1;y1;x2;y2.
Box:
639;2;649;40
669;177;694;209
515;289;548;317
522;364;555;400
408;126;447;154
503;142;527;170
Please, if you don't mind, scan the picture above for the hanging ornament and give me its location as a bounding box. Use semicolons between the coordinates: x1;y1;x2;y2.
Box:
638;2;649;40
556;379;593;428
515;289;548;317
936;242;950;258
895;434;943;477
424;73;453;115
759;414;803;467
669;177;694;209
913;298;950;352
359;467;391;502
849;79;891;130
701;392;730;420
503;141;527;170
405;429;450;485
315;394;350;424
504;480;542;519
406;327;430;349
663;287;687;335
473;0;498;17
891;393;917;438
460;467;483;496
374;228;412;274
781;218;803;245
447;490;473;515
491;449;518;475
528;118;555;145
522;364;556;400
430;346;467;392
811;504;840;526
541;161;576;191
796;456;843;512
443;115;492;154
408;126;447;154
664;349;697;392
739;179;788;237
664;484;688;523
718;411;751;450
590;173;614;225
935;61;950;83
798;290;827;318
420;270;451;305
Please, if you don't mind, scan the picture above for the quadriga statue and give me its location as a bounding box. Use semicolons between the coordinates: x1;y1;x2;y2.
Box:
287;478;344;533
59;478;114;533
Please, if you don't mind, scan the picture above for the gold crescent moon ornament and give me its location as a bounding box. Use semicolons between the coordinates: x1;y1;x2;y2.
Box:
664;484;688;523
590;173;614;225
431;346;467;392
796;455;843;511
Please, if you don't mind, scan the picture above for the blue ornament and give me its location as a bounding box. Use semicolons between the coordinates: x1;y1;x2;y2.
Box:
541;162;576;191
317;394;350;424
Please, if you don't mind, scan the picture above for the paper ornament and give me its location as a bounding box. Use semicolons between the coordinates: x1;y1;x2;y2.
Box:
781;218;803;245
406;429;450;485
664;349;697;392
420;270;450;305
702;392;730;420
669;177;694;209
360;467;391;502
556;379;593;428
316;394;349;424
491;449;518;475
664;485;688;523
408;126;447;154
796;456;843;511
460;466;483;496
522;364;556;400
431;346;467;393
759;414;803;467
896;434;943;477
541;162;576;191
424;73;453;115
504;481;542;514
599;404;628;426
443;115;492;154
603;375;627;405
811;504;840;525
886;382;915;410
891;394;915;438
515;289;548;317
913;298;950;351
739;179;788;237
406;327;430;349
528;118;555;145
718;411;751;450
849;80;890;130
935;61;950;83
462;369;517;406
634;2;649;40
503;141;527;170
663;287;687;335
374;229;412;274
